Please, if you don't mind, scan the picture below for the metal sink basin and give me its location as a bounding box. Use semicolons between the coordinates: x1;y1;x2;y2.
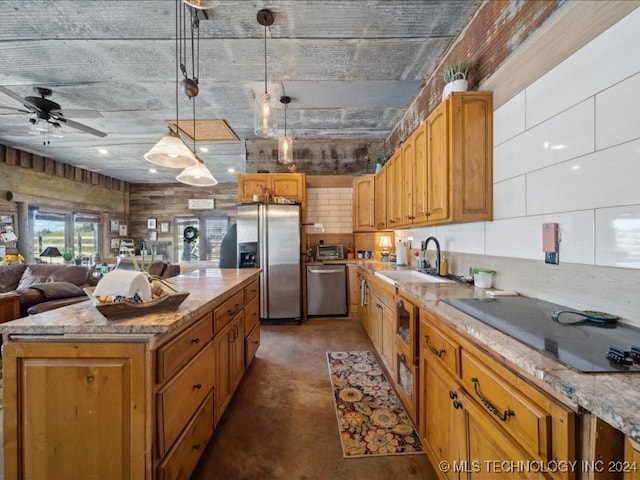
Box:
374;270;453;285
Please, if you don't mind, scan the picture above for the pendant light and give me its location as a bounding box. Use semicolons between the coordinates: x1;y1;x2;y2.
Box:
278;95;293;164
254;9;277;138
144;0;198;168
176;6;217;187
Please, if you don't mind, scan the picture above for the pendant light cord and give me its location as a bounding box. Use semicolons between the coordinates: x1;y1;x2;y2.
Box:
175;0;180;134
263;23;268;94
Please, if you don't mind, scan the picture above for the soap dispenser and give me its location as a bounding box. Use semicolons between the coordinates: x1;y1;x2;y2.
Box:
439;255;448;276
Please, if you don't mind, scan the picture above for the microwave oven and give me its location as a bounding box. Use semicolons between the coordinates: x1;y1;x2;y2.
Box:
316;244;344;261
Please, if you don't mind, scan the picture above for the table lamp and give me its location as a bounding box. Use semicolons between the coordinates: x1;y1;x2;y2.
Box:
379;235;392;262
40;246;62;263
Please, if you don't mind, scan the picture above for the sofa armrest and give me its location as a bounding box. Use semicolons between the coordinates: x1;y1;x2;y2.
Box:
27;296;91;315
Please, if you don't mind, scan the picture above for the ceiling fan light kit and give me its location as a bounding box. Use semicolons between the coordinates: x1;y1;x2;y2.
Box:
254;9;277;138
0;85;106;144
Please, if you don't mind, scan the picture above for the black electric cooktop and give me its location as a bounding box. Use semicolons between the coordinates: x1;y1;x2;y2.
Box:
442;296;640;373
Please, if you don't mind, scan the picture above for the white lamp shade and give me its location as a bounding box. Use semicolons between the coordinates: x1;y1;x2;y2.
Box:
144;130;199;168
278;134;293;163
379;235;392;248
176;158;218;186
254;92;277;138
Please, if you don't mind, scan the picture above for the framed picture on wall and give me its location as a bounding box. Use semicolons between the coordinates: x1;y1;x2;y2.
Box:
159;221;170;233
149;231;158;241
110;220;119;233
119;224;128;236
147;218;157;230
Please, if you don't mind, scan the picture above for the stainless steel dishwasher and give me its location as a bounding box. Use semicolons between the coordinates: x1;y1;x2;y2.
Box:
306;264;348;316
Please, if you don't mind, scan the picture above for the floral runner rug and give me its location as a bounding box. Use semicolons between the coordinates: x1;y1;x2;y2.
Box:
326;351;424;458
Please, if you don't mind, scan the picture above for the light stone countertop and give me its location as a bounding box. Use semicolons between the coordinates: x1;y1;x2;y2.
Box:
359;261;640;442
0;268;260;339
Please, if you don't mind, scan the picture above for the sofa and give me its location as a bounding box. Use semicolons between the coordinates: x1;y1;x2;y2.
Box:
0;263;97;317
0;260;182;318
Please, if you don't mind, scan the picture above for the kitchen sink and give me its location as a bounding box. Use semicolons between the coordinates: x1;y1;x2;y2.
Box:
374;270;453;285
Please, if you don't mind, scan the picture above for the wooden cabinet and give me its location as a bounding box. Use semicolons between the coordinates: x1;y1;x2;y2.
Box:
384;151;402;228
238;173;306;205
626;437;640;480
2;274;261;480
243;279;260;368
375;92;492;229
395;295;419;422
0;292;20;324
352;175;375;231
366;275;396;381
374;167;387;230
347;264;360;319
419;308;575;480
3;342;147;480
215;312;245;424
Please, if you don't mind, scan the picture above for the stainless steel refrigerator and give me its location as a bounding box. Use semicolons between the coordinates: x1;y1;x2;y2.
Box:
236;203;301;324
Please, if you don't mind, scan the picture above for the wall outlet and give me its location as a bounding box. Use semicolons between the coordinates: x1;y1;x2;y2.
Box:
545;251;559;265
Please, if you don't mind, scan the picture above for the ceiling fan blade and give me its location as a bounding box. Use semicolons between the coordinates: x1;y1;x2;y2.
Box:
0;85;29;105
51;109;103;119
0;105;31;114
57;117;107;137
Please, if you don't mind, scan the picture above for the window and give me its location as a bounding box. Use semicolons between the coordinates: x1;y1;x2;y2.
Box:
175;216;229;264
29;207;102;264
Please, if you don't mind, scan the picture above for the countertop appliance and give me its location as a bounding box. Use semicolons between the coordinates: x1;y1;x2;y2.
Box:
442;296;640;373
316;244;344;261
237;204;301;324
306;264;348;316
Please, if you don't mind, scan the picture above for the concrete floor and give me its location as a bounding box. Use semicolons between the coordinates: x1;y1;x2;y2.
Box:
191;318;438;480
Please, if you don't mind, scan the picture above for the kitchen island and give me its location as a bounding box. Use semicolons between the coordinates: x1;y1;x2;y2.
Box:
0;267;261;480
358;261;640;479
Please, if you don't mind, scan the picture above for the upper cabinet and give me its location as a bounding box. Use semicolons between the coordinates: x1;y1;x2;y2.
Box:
382;91;493;229
238;173;306;208
352;175;375;231
374;168;387;230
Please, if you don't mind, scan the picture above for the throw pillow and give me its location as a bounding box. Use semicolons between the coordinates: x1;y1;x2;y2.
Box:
30;281;86;300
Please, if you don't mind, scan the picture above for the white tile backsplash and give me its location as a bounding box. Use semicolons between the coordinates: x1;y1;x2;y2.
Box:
596;71;640;149
595;204;640;269
526;7;640;128
306;187;352;234
493;176;526;219
493;90;526;146
494;99;595;183
526;139;640;215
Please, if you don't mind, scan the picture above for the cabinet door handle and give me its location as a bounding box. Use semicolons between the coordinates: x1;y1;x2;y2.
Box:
452;399;463;410
227;304;240;317
425;335;446;357
193;383;202;390
449;391;457;400
471;377;515;422
191;337;200;344
228;329;235;343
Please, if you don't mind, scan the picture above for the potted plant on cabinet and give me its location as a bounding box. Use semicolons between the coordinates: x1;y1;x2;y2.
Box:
62;248;74;264
374;157;385;173
442;60;469;100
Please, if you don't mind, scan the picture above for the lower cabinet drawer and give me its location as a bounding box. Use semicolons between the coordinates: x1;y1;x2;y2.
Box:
157;391;214;480
214;290;244;333
461;350;551;460
244;296;259;333
157;342;215;456
245;322;260;368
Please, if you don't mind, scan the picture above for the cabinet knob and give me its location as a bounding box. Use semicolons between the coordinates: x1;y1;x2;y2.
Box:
449;391;457;400
191;337;200;344
192;443;201;450
193;383;202;390
453;400;463;410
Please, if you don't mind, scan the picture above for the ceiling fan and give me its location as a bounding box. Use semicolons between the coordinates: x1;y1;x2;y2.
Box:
0;85;107;139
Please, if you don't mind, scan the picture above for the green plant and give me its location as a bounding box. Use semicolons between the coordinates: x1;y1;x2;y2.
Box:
62;248;74;261
374;156;385;165
443;61;469;83
128;247;177;292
